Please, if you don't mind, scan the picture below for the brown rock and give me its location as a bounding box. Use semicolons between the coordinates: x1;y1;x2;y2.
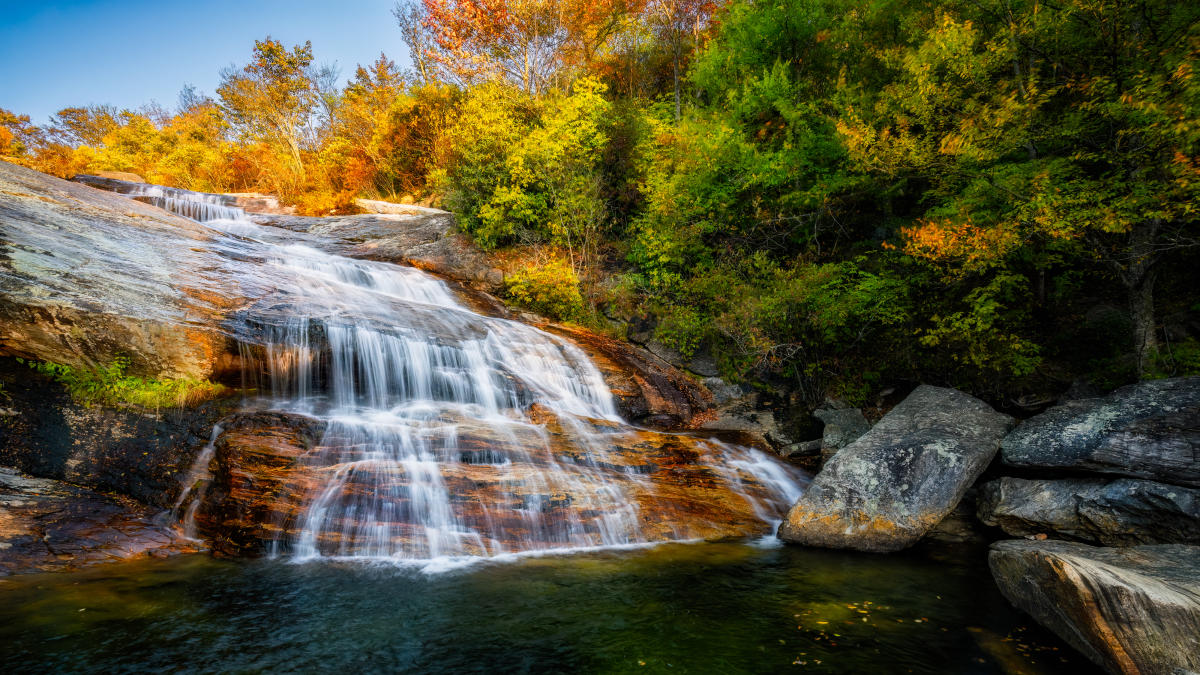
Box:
192;409;800;557
0;467;187;576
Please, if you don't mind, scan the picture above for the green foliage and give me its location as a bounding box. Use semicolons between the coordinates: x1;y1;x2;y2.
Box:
443;78;612;250
504;259;586;321
1148;339;1200;379
18;357;227;409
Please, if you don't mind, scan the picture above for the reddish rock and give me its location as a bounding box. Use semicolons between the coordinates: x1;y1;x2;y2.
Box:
193;408;800;557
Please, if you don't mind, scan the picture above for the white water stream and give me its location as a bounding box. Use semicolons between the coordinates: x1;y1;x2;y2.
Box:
137;187;806;562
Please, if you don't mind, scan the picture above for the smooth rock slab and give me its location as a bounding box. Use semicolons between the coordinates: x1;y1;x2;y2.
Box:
989;539;1200;675
1002;377;1200;487
1;161;239;379
778;385;1014;552
978;476;1200;546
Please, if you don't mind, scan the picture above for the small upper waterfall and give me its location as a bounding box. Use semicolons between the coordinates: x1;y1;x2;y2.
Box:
144;186;807;562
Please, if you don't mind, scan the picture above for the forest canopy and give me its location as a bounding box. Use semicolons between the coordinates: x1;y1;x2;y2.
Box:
4;0;1198;406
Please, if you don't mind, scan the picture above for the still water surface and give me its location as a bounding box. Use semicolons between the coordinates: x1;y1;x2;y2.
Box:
0;540;1096;674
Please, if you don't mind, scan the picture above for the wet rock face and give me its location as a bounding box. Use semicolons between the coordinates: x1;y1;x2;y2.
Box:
0;467;184;576
988;539;1200;675
251;211;504;292
0;360;236;509
978;477;1200;546
193;409;800;557
778;385;1014;552
0;161;239;380
1001;377;1200;487
195;412;328;557
543;323;715;430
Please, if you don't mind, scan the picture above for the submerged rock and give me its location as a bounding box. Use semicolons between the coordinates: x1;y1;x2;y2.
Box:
778;385;1014;552
1001;377;1200;487
989;539;1200;675
977;476;1200;546
0;467;185;576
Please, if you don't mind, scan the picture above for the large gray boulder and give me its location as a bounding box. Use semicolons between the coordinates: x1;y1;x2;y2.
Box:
778;385;1014;552
1001;377;1200;487
989;539;1200;675
978;477;1200;546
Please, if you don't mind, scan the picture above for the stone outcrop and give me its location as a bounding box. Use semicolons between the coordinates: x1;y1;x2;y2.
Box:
778;385;1014;552
0;467;185;576
194;408;800;557
1;161;242;380
1001;377;1200;488
813;403;871;464
989;539;1200;675
195;411;328;557
977;476;1200;546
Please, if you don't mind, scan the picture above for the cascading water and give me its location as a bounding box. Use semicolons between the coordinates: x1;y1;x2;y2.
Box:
149;187;807;563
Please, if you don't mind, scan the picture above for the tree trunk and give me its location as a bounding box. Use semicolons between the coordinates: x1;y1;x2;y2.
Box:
1128;267;1159;378
1121;221;1162;378
673;40;681;123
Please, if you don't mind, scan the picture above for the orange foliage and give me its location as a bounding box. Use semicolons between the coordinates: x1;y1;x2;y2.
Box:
899;217;1019;272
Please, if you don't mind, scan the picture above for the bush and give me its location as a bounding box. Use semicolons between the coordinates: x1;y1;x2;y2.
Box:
504;259;585;321
20;357;227;408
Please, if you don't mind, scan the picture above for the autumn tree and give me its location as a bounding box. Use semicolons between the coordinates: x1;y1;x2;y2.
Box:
645;0;716;121
48;105;120;147
217;38;321;193
420;0;632;94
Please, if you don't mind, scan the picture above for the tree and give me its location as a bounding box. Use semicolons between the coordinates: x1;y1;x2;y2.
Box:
420;0;632;94
394;0;439;84
217;38;320;191
48;105;120;147
645;0;716;122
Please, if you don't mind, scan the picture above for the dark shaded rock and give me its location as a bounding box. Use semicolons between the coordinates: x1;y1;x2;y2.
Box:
0;358;237;508
814;404;871;464
1001;377;1200;488
978;476;1200;546
2;162;243;380
194;411;328;557
0;467;185;576
989;539;1200;675
925;489;989;544
779;385;1014;552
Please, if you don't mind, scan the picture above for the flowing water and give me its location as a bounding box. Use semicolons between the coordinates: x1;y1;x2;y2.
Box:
135;187;807;562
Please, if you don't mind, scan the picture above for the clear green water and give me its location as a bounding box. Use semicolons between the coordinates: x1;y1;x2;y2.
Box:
0;540;1095;674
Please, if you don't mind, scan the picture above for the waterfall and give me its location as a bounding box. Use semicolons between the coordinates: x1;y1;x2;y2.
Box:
143;186;807;562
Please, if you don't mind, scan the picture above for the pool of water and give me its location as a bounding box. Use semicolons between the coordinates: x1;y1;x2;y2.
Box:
0;540;1095;674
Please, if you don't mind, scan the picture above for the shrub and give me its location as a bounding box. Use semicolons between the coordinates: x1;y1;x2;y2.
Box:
504;259;585;321
19;357;227;408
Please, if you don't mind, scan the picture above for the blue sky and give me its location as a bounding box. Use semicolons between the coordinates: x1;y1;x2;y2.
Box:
0;0;409;123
